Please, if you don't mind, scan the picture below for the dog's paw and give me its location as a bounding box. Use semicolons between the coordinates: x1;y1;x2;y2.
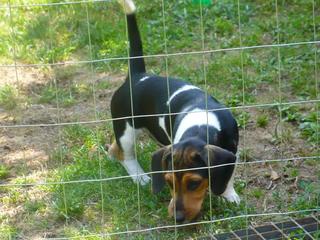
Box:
133;174;151;186
221;186;240;205
224;191;240;205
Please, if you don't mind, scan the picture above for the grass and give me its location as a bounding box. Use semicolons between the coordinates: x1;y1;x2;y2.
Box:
0;0;319;239
0;165;10;180
35;123;317;238
0;225;17;240
256;114;269;128
38;85;76;107
299;109;320;144
48;124;251;238
0;85;19;110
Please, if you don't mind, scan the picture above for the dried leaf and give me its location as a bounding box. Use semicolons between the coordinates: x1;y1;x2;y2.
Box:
270;170;280;181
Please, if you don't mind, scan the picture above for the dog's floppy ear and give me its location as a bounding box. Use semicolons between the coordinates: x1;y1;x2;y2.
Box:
151;146;170;194
203;145;236;195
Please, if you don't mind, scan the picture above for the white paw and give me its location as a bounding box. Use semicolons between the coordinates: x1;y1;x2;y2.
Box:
224;191;240;205
132;174;151;186
221;185;240;205
121;159;150;186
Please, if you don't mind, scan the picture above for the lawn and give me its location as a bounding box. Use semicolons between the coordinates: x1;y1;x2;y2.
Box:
0;0;319;239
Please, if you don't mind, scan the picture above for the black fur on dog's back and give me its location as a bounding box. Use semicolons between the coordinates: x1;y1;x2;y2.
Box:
111;9;238;153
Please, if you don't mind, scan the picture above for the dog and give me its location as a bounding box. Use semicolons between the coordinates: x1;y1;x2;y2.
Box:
109;0;240;223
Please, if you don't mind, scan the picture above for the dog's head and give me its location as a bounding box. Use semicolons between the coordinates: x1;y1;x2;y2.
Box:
151;137;236;223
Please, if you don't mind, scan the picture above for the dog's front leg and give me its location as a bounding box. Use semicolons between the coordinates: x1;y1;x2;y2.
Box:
111;122;150;185
220;178;240;205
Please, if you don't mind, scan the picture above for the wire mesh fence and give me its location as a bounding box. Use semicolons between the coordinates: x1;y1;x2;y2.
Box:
0;0;319;239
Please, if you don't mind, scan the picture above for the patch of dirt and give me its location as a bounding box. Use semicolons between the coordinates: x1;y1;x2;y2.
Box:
0;64;125;173
0;66;47;89
240;107;314;161
236;106;318;216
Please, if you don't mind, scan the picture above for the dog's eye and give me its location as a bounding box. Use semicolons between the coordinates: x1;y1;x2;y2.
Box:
187;180;202;191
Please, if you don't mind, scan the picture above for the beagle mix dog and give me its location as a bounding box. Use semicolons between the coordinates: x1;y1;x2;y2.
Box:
109;0;240;223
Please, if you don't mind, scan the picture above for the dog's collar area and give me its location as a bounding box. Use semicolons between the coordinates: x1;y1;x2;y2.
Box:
173;108;221;143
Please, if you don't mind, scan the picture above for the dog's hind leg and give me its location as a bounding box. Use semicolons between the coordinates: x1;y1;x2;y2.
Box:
111;121;150;185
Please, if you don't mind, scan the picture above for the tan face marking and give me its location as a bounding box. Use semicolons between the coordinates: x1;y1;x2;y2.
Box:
165;172;209;221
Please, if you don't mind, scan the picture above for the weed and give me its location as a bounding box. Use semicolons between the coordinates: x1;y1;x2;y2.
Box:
278;105;301;123
1;187;24;205
239;148;254;162
237;111;251;129
38;81;93;107
289;168;299;178
314;230;320;239
272;191;284;211
95;80;111;90
0;85;19;110
24;200;46;214
250;188;264;199
0;164;9;180
299;110;319;144
256;114;269;128
289;180;319;211
38;85;75;107
270;118;291;144
0;225;17;240
287;228;306;240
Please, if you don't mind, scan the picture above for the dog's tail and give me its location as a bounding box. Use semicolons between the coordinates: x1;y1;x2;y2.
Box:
118;0;146;75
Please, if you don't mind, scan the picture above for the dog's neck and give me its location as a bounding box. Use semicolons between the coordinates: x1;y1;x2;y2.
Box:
174;125;220;146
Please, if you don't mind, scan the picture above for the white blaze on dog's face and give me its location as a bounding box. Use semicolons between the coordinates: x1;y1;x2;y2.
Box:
162;145;210;223
165;172;209;223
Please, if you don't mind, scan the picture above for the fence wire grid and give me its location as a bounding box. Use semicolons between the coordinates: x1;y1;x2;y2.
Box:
0;0;319;239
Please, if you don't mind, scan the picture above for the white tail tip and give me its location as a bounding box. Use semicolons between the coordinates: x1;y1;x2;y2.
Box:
117;0;136;14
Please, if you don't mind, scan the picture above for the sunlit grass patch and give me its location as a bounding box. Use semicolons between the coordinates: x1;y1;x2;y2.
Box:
0;85;19;110
0;165;10;180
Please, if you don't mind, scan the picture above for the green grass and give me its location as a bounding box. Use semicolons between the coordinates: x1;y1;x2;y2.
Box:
0;224;17;240
0;85;19;110
46;124;318;238
236;111;251;129
289;179;320;211
38;80;94;107
0;165;10;180
250;188;265;199
256;114;269;128
48;124;251;238
299;109;320;144
51;125;170;232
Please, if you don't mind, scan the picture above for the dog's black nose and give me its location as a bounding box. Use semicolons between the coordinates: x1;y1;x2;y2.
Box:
175;211;185;223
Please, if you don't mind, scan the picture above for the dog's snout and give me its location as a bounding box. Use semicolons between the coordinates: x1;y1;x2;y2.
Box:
175;211;185;223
